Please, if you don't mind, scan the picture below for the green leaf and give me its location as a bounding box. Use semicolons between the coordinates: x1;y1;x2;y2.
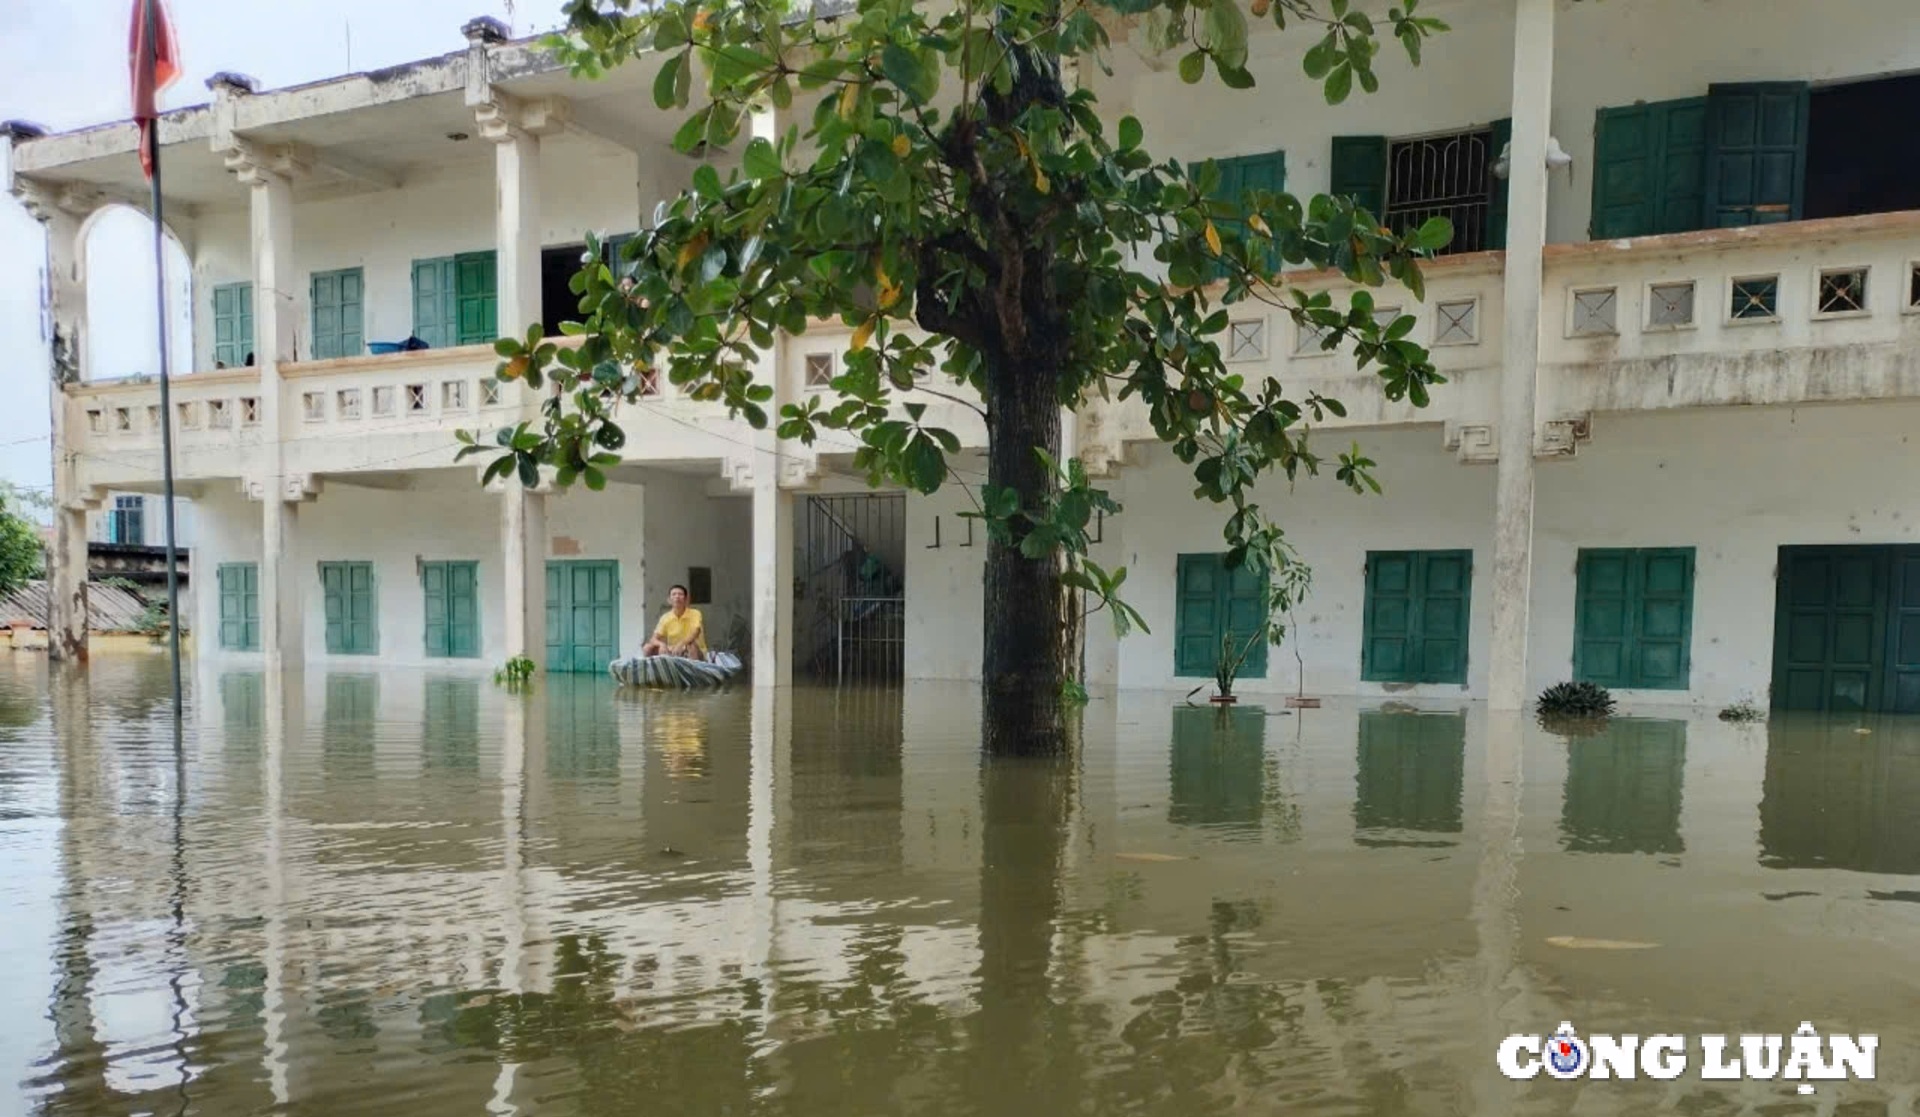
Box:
1178;50;1205;84
1302;35;1337;79
1118;116;1143;151
583;466;606;492
692;163;723;199
743;137;783;179
653;52;685;109
881;43;937;106
1201;0;1249;71
1325;62;1353;104
1218;64;1256;90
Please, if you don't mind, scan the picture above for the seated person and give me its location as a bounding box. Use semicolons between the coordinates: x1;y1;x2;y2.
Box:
641;584;707;658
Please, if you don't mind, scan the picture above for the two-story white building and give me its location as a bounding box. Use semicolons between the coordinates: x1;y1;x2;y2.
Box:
11;0;1920;714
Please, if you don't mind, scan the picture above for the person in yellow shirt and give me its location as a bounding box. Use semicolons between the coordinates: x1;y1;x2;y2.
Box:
642;584;707;658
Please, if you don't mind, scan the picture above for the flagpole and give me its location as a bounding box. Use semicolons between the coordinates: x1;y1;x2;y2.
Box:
143;0;186;740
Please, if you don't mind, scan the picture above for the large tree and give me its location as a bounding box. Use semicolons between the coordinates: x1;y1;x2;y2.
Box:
471;0;1450;754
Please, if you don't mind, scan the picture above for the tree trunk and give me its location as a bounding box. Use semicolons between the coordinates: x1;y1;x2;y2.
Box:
981;354;1066;757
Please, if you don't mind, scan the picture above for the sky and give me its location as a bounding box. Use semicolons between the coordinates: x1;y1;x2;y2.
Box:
0;0;571;518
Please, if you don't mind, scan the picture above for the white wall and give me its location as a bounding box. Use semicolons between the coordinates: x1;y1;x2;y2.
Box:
186;134;644;369
188;465;755;667
1110;432;1494;699
904;481;987;682
1531;401;1920;707
636;469;752;650
1549;0;1920;244
1123;0;1920;249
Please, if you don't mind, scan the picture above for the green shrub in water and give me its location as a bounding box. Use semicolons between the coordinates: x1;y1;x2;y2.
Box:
1718;700;1765;723
1536;680;1615;720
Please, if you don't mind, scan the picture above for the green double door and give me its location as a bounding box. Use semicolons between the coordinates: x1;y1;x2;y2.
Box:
1773;545;1920;713
546;560;620;673
421;561;480;659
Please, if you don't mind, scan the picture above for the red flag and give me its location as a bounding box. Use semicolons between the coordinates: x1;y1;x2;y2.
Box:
129;0;180;179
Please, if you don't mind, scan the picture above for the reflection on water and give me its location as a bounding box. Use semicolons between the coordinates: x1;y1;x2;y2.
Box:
1560;718;1686;856
3;658;1920;1115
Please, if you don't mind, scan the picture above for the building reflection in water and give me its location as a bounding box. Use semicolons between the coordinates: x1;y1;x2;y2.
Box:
21;662;1920;1115
1168;705;1269;837
1760;714;1920;874
1353;709;1466;847
1558;718;1686;856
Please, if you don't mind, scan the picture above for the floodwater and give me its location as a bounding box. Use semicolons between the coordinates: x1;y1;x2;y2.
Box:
2;655;1919;1116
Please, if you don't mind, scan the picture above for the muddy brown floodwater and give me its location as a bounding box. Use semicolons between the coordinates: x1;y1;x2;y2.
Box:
1;653;1917;1115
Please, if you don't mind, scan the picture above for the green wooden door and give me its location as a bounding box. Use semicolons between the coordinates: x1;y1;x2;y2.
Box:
1573;548;1694;690
217;562;260;651
310;267;365;359
320;561;378;655
545;560;620;673
455;251;499;345
1771;545;1920;714
1174;553;1268;679
1705;82;1808;228
1354;711;1466;845
1362;550;1472;685
212;282;253;368
1591;97;1708;239
422;560;480;659
1888;549;1920;713
412;257;458;347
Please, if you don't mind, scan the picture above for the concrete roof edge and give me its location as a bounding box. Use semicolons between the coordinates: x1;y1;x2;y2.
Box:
9;31;568;170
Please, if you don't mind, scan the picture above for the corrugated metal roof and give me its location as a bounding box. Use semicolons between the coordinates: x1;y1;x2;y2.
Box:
0;580;189;633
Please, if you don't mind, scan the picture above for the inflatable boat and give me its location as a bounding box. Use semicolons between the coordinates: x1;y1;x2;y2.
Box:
609;650;744;689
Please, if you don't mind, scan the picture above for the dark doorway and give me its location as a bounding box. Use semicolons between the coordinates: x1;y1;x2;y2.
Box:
795;493;907;684
541;245;586;337
1805;75;1920;220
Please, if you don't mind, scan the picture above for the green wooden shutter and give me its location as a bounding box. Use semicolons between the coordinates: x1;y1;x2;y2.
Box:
212;282;253;368
1592;104;1659;239
545;560;620;673
1330;135;1388;218
412;257;457;347
1223;559;1269;679
218;562;260;651
1705;82;1809;228
1634;549;1695;689
1651;99;1709;233
321;561;378;655
1175;553;1223;677
1363;550;1471;684
310;267;365;360
1591;98;1709;239
1574;550;1637;687
423;560;480;659
1485;118;1512;250
455;251;499;345
1415;551;1471;684
1363;552;1417;682
1575;548;1694;690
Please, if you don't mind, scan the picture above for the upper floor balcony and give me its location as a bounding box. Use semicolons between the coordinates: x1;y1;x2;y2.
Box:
13;0;1920;494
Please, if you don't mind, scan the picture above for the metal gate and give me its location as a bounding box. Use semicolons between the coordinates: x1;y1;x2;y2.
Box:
1387;128;1495;255
796;493;906;683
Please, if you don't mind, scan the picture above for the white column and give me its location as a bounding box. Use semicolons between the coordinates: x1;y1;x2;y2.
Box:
748;106;795;689
478;94;552;667
14;179;94;661
226;149;310;673
1488;0;1556;710
500;486;547;663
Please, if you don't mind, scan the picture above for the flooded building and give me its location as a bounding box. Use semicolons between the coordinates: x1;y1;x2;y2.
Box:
10;0;1920;712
